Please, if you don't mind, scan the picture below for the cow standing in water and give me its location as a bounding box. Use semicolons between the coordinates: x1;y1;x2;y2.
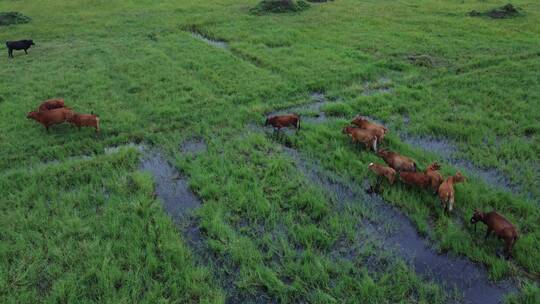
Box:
265;114;300;134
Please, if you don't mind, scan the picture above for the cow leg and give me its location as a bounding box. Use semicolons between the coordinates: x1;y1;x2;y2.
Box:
375;176;383;193
484;228;492;240
24;49;28;54
504;239;512;260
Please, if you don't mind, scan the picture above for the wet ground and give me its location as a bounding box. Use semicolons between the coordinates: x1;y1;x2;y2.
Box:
280;145;517;304
180;137;208;156
190;31;228;49
138;149;202;222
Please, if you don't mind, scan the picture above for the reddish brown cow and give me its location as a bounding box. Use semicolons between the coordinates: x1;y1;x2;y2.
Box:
368;163;396;185
425;162;443;194
470;209;519;259
265;114;300;133
399;171;431;189
376;149;416;172
27;107;73;132
438;171;466;213
38;98;65;112
351;116;388;143
68;113;100;133
342;126;377;151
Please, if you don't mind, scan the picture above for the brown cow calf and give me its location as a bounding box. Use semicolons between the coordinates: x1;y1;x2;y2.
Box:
368;162;396;192
38;98;65;112
265;114;300;133
470;209;519;259
438;171;466;213
68;113;100;133
351;116;388;143
376;149;416;172
27;108;73;132
342;126;377;151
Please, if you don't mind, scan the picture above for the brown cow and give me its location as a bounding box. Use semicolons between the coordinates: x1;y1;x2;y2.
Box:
376;149;416;172
470;209;519;259
27;108;73;132
399;171;431;189
351;116;388;143
425;162;443;194
342;126;377;151
38;98;65;112
68;113;100;133
368;162;396;192
265;114;300;133
438;171;466;213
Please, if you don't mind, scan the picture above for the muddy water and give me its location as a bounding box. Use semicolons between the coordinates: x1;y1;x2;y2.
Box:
139;149;202;222
190;31;228;49
282;146;516;304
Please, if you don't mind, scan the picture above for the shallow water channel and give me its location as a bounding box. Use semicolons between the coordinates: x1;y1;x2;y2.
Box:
282;146;516;304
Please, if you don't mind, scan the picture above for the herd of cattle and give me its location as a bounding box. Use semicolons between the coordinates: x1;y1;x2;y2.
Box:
27;98;100;133
9;38;518;260
264;113;519;259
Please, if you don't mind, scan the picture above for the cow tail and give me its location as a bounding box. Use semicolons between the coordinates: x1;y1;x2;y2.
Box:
373;137;377;152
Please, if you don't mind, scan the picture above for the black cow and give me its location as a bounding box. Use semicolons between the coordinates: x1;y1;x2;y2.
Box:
6;39;35;58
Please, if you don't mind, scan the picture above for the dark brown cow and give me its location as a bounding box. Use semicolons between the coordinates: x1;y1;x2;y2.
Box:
471;209;519;259
377;149;416;172
265;114;300;133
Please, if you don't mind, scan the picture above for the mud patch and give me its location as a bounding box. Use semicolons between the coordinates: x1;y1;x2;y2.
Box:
190;31;228;49
281;146;516;303
469;4;521;19
0;12;31;26
407;54;442;68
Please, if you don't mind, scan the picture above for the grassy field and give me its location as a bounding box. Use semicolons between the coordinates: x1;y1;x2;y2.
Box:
1;0;539;303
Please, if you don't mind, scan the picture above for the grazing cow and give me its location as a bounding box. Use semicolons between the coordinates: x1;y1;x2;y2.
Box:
376;149;416;172
438;172;466;213
351;116;388;143
6;39;35;58
425;162;443;194
68;113;100;133
38;98;65;112
470;209;519;259
342;125;377;151
368;162;396;192
265;114;300;133
27;107;73;132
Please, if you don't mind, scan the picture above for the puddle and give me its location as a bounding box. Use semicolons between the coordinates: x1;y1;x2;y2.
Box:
281;146;516;303
139;150;201;221
398;133;525;197
180;138;207;156
190;31;228;49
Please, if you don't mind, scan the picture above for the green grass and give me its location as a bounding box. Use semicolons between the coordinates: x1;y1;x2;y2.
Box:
1;0;539;302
